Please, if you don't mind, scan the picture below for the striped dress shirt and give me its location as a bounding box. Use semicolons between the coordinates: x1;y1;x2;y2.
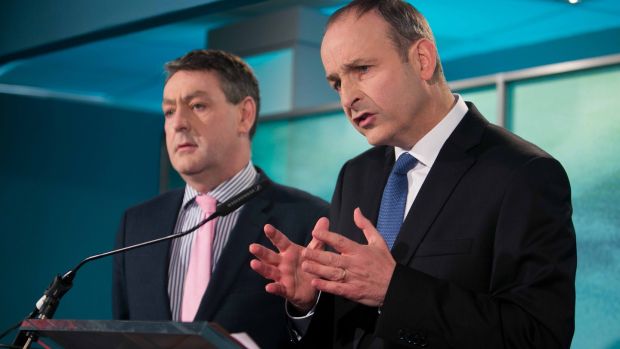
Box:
168;162;259;321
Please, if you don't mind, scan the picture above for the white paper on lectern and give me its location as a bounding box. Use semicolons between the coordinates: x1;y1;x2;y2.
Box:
231;332;260;349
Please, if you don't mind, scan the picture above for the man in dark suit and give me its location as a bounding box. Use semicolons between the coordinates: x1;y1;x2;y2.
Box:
112;49;328;348
249;1;576;348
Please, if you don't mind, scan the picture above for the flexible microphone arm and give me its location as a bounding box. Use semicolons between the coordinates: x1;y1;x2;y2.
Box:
12;180;268;348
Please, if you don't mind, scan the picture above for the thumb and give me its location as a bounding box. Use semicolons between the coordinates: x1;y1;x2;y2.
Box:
353;207;388;248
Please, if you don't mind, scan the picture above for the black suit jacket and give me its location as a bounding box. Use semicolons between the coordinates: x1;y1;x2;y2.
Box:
113;170;328;348
303;103;576;348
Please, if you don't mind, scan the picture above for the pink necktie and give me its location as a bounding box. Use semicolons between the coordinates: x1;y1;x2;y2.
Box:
181;194;217;321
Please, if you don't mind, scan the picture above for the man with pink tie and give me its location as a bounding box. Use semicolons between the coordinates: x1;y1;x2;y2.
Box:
113;49;327;348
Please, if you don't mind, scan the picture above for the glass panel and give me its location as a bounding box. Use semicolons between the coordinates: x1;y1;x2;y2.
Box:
508;64;620;349
458;85;498;125
244;49;293;115
252;119;291;185
253;111;370;201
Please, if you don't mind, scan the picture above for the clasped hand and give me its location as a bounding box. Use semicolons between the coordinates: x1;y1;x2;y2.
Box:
249;208;396;310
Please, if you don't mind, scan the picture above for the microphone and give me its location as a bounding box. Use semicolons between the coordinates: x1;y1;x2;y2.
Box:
12;179;269;348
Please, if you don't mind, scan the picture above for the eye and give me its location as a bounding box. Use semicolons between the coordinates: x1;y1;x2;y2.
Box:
191;103;206;111
356;65;370;74
163;109;174;118
331;80;341;92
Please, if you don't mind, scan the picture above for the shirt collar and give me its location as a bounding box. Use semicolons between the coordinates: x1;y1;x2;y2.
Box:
181;161;258;209
395;94;468;167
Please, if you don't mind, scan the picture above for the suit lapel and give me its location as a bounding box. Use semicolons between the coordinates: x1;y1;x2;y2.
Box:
333;148;393;325
368;147;396;223
353;147;394;244
195;179;272;320
391;105;487;263
144;190;184;319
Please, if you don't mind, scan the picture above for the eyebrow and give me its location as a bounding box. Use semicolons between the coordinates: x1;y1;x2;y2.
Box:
325;58;376;82
326;73;340;84
162;90;211;105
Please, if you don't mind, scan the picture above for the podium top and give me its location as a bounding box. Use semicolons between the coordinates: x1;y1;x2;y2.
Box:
20;319;246;349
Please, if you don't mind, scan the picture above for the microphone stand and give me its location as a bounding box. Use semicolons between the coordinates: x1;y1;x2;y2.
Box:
12;180;268;349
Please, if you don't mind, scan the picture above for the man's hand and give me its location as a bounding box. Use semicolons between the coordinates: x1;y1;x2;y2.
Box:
301;208;396;307
249;218;328;312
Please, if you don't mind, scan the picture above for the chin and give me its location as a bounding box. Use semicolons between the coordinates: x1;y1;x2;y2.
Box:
359;126;389;146
363;133;390;147
171;161;198;176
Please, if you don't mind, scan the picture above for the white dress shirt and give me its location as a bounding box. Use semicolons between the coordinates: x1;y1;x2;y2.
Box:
396;94;468;218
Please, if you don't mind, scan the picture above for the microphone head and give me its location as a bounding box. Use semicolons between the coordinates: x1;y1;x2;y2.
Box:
214;180;269;217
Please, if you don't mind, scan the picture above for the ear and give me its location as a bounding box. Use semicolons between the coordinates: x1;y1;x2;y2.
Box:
408;38;438;82
237;96;256;136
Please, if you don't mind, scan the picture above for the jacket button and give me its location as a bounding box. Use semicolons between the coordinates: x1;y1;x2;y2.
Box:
398;329;408;340
412;331;428;347
398;329;428;347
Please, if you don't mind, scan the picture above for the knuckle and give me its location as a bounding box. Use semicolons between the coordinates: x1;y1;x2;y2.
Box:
331;283;342;295
328;253;337;265
351;285;364;302
335;235;346;247
336;284;348;297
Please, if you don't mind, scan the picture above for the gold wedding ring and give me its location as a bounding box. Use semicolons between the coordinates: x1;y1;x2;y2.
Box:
339;268;347;281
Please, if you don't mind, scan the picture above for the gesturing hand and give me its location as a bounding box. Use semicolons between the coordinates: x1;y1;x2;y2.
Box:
249;218;328;312
301;208;396;307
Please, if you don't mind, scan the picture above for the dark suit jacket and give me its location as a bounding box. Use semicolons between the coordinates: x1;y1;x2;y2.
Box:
113;170;328;348
303;103;576;349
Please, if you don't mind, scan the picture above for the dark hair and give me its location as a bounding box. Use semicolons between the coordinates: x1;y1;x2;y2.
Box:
328;0;444;83
165;49;260;138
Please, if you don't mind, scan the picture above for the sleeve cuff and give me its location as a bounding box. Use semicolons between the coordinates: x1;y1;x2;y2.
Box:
286;292;321;341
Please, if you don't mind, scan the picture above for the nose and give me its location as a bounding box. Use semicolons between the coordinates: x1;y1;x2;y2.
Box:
339;79;361;114
167;106;191;132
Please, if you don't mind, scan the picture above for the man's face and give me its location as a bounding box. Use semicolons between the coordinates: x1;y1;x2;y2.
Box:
163;70;246;181
321;11;429;148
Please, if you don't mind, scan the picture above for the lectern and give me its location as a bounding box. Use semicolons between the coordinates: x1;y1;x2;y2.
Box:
18;319;246;349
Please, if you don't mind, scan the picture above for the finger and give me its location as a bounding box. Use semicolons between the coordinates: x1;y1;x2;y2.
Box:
249;259;281;281
310;278;351;299
302;260;346;281
264;224;293;252
249;243;280;265
307;217;330;250
312;228;358;254
265;282;288;298
307;237;325;251
312;217;330;233
303;248;345;268
353;207;388;248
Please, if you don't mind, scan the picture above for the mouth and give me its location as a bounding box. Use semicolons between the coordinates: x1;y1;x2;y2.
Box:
353;112;375;128
176;142;197;152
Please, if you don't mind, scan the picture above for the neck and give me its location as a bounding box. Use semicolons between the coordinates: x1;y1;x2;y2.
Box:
183;148;251;194
399;86;455;149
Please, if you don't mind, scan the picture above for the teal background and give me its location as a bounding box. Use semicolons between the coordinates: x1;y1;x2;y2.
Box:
253;112;369;200
460;86;498;125
0;94;162;324
508;66;620;349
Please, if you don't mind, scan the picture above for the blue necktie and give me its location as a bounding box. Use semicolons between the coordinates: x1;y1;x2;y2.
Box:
377;153;417;249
